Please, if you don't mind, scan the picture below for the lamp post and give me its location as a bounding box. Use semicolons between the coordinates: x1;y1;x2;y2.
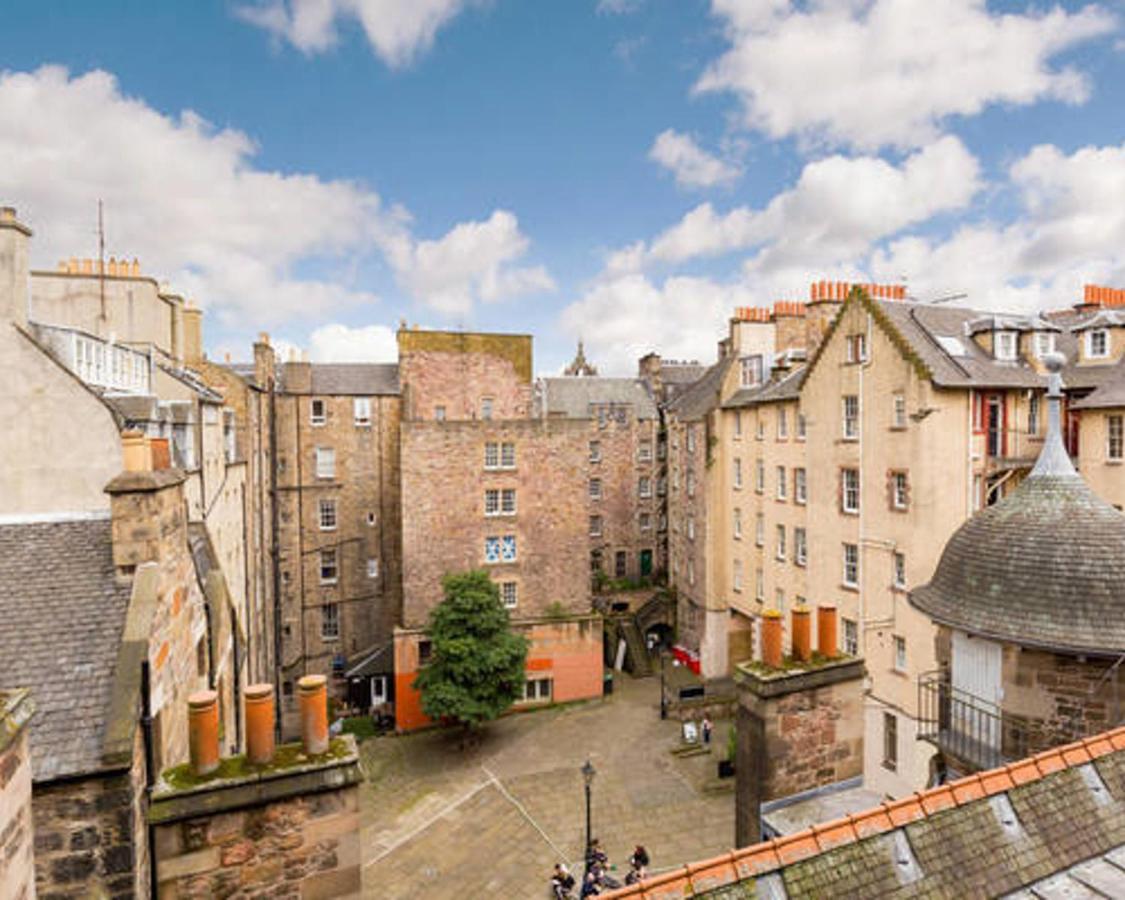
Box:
581;758;596;861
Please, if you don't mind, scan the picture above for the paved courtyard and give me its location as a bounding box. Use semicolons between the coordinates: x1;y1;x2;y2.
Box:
358;674;736;898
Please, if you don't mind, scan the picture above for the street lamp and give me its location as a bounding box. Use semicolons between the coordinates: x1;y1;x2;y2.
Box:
581;758;596;860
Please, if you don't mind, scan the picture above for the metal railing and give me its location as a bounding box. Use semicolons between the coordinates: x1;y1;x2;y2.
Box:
917;671;1031;772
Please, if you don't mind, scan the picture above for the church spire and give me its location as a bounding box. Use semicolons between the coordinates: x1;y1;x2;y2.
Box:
564;339;598;377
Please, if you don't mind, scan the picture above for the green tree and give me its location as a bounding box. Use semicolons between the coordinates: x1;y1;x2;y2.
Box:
412;570;530;730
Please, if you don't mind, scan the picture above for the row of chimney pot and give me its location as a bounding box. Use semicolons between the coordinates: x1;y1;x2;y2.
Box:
186;675;330;777
121;431;171;473
760;605;839;670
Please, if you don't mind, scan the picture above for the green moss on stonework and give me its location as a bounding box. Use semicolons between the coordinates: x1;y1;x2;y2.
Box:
160;737;351;791
741;651;841;677
397;330;533;383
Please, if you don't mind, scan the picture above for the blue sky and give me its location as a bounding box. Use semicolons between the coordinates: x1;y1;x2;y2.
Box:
1;1;1124;373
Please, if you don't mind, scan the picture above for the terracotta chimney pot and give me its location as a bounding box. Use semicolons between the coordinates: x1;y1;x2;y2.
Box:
298;674;329;755
761;610;783;669
121;430;151;473
792;606;811;662
188;690;220;777
244;683;276;765
818;605;839;659
149;437;171;470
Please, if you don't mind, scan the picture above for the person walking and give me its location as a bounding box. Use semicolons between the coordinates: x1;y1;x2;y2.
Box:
701;714;713;746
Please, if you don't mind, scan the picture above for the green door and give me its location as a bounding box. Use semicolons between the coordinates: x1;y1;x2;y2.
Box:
640;549;653;577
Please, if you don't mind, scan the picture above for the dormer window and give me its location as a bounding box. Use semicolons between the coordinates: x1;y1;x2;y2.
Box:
994;331;1018;361
1034;332;1055;358
845;334;867;363
1088;329;1109;359
740;355;763;388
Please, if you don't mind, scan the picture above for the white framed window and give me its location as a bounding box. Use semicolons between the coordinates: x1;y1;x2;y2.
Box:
589;478;602;500
484;489;514;517
733;508;742;540
687;470;695;497
994;331;1018;361
320;549;338;584
1088;329;1109;359
310;398;326;426
485;535;517;563
777;409;788;439
795;468;807;505
435;405;446;421
1034;332;1055;358
501;442;516;468
481;397;494;420
796;413;806;441
740;354;764;388
775;588;785;613
500;581;518;609
687;428;697;454
321;603;339;639
776;525;786;561
776;465;787;500
756;419;765;441
842;468;860;514
523;676;552;702
354;397;372;426
843;543;859;588
755;459;765;493
734;411;742;439
734;459;743;489
755;567;764;601
893;635;907;672
846;333;867;363
891;472;909;510
755;513;765;547
318;498;337;531
795;527;807;566
1109;415;1124;462
589;440;601;463
367;558;379;579
638;441;653;462
639;477;652;498
687;517;696;541
639;512;651;531
315;447;336;479
501;489;516;515
892;393;907;429
484;442;516;469
688;559;695;586
1029;394;1040;435
842;618;859;656
893;552;906;589
842;395;859;439
733;559;743;593
589;516;603;537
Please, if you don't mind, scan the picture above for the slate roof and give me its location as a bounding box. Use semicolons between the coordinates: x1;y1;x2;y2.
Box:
666;355;734;421
0;517;132;782
605;729;1125;899
723;365;807;409
308;363;400;395
538;377;658;419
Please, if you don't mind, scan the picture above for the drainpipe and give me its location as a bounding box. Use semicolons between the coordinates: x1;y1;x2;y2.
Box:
140;660;159;900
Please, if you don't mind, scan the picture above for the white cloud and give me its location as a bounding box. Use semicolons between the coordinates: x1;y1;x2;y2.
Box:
649;129;743;189
237;0;473;68
383;210;555;315
696;0;1116;150
613;136;980;272
307;322;398;361
597;0;644;14
0;67;550;331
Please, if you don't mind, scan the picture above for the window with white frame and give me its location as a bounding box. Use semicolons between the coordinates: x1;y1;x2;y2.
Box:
638;440;653;462
686;470;695;497
740;354;764;388
795;527;807;566
485;488;517;517
775;588;785;612
776;465;787;500
484;442;516;469
500;581;518;609
310;398;326;426
687;517;695;541
733;508;742;539
756;567;764;600
589;478;602;500
367;558;379;579
354;397;372;426
842;618;859;655
1035;331;1055;358
639;477;652;498
842;395;859;439
315;447;336;479
321;603;339;639
777;408;788;439
776;525;786;561
686;428;697;453
485;489;500;516
1109;415;1124;462
893;552;906;589
320;549;338;584
842;468;860;514
523;677;552;702
755;513;764;546
589;440;601;463
994;331;1018;361
481;397;494;420
733;559;743;592
484;535;517;563
318;498;337;531
589;516;602;537
1088;329;1109;359
688;559;695;585
755;459;765;493
892;393;907;429
893;636;907;672
501;442;516;468
843;543;859;587
1029;394;1040;435
734;458;743;489
796;413;806;441
756;418;765;441
435;405;446;421
846;333;868;363
891;472;909;510
639;512;651;531
795;468;807;504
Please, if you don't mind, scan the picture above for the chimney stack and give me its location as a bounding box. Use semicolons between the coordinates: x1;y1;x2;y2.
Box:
121;430;152;473
188;690;220;776
761;610;783;669
244;683;276;765
183;302;203;367
298;675;329;755
818;605;838;659
0;206;32;330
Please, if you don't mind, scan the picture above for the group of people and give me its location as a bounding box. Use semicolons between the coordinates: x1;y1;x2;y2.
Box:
550;841;650;898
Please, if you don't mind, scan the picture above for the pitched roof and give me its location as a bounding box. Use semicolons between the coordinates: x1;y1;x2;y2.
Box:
0;517;132;781
666;355;734;421
605;728;1125;899
723;365;807;409
538;377;658;419
304;363;400;395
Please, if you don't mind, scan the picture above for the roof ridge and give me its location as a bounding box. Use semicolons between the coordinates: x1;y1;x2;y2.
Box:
601;724;1125;898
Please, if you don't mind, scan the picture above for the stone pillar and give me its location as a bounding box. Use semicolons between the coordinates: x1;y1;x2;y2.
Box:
0;690;35;900
183;303;203;367
0;206;31;331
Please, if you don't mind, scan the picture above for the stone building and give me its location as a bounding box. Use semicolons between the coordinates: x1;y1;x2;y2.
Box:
911;352;1125;776
393;327;602;731
0;690;35;900
271;360;402;733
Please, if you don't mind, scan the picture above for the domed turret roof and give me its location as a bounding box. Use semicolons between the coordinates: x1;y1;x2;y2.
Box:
909;353;1125;655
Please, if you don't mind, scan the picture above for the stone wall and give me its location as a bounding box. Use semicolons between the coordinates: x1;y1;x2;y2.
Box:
0;690;35;900
667;416;711;658
150;737;362;900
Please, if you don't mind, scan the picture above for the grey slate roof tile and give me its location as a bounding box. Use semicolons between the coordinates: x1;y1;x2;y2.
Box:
308;363;399;395
538;377;658;419
0;518;132;782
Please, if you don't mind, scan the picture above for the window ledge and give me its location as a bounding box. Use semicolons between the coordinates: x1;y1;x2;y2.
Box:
888;426;907;432
841;583;859;593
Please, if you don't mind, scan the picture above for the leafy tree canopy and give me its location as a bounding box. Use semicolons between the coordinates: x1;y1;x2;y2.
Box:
412;570;530;729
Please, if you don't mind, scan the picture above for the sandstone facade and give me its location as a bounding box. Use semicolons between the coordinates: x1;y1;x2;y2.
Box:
0;691;34;900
